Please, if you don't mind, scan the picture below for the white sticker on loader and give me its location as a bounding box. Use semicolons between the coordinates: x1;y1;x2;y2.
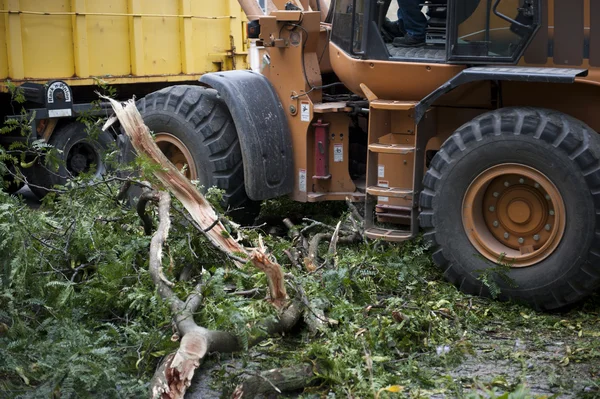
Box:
299;169;307;192
378;164;385;178
379;196;389;202
334;144;343;162
300;102;310;122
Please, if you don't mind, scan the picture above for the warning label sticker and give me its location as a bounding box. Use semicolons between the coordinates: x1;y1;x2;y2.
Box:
378;180;389;188
300;102;310;122
379;196;389;202
299;169;307;192
334;144;343;162
378;164;385;178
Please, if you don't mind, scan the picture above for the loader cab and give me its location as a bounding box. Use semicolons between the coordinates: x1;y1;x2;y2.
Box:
331;0;541;64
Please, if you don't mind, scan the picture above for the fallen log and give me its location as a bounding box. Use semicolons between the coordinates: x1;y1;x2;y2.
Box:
231;365;318;399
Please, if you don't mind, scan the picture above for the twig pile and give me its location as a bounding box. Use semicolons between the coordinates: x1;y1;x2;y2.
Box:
283;198;364;273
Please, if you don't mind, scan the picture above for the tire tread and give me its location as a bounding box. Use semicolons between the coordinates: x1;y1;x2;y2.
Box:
137;85;249;209
419;107;600;310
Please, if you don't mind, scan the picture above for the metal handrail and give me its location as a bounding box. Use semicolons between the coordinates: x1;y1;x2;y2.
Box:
492;0;533;29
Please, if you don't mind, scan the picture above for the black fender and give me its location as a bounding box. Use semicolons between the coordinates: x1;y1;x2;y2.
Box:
199;70;293;201
415;66;588;123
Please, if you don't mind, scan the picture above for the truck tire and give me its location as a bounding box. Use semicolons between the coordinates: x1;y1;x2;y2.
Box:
419;107;600;310
129;85;254;217
28;122;114;199
2;163;25;194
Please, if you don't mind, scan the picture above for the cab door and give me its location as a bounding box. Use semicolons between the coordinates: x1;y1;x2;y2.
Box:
447;0;541;63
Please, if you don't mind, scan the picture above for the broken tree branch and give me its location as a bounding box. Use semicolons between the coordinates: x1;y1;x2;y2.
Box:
346;197;364;223
283;218;301;241
148;192;303;398
231;288;261;298
284;248;302;271
104;97;305;399
306;231;361;272
116;180;132;201
102;96;287;307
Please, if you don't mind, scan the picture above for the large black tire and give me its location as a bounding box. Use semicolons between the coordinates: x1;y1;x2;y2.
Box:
420;107;600;310
127;85;254;218
28;122;115;199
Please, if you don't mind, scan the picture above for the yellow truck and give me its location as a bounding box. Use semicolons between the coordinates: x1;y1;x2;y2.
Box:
0;0;250;195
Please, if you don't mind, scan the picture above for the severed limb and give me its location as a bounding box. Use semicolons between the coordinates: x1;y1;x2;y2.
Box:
147;192;303;399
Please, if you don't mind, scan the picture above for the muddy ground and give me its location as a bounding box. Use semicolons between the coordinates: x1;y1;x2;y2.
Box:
185;295;599;398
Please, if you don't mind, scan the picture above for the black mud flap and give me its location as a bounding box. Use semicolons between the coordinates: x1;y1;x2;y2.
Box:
200;70;293;201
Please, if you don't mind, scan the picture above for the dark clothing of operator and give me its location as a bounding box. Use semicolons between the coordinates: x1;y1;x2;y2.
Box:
392;0;427;47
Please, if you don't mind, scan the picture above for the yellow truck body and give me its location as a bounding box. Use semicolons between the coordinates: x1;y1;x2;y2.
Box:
0;0;249;91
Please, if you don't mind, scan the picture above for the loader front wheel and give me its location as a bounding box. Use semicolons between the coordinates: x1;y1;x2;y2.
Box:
130;85;254;218
419;108;600;310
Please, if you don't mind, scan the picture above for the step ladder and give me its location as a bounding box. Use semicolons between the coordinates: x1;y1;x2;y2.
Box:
364;100;429;242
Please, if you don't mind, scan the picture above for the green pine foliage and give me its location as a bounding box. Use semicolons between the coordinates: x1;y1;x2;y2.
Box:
0;182;168;397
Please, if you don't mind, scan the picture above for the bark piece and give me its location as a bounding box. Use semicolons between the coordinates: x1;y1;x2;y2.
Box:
231;365;317;399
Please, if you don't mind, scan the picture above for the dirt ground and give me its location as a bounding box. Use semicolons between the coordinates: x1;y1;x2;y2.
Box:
185;294;600;398
431;329;599;397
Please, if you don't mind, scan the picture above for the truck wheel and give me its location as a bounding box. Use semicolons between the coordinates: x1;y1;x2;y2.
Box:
2;163;25;194
28;122;114;199
131;85;254;217
419;107;600;310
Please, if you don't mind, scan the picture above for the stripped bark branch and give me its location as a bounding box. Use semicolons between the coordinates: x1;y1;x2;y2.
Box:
328;221;342;257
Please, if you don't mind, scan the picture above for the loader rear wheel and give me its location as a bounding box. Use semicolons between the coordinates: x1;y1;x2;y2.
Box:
419;108;600;310
132;85;254;218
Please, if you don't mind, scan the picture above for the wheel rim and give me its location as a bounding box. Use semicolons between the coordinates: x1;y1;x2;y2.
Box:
67;142;102;177
462;164;566;267
155;133;197;180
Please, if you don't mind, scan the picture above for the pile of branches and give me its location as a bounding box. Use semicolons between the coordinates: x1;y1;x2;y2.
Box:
281;199;364;274
104;98;363;399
